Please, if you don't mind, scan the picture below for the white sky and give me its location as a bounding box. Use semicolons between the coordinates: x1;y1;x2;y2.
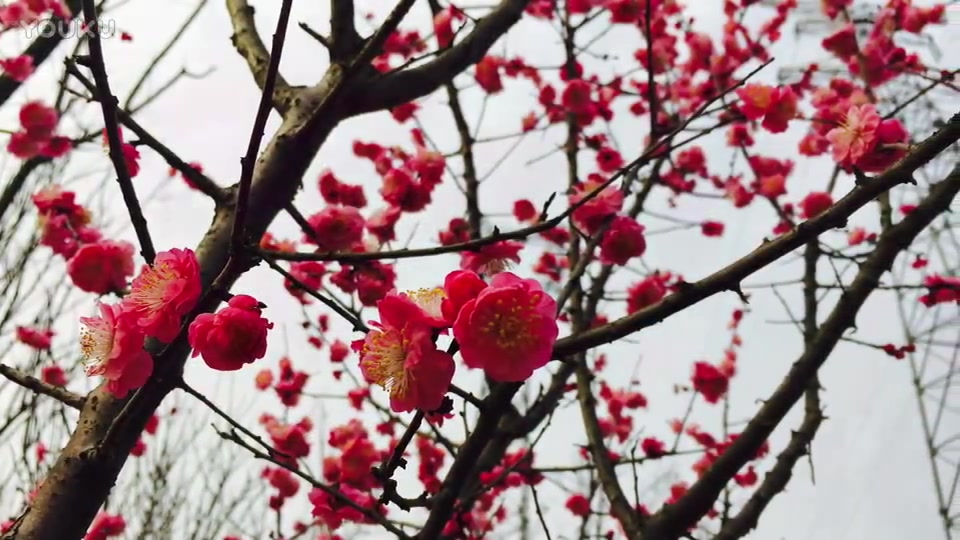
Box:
1;0;958;538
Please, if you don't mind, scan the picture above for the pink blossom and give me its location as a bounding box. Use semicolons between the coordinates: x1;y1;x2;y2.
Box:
0;55;34;82
441;270;488;324
122;248;202;342
452;272;558;382
356;291;455;412
569;177;624;234
41;365;67;387
826;104;880;165
19;101;58;139
83;512;125;540
79;303;152;398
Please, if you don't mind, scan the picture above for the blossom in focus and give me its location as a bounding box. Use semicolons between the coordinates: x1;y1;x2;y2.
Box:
356;292;455;412
395;287;448;327
452;272;558;382
826;104;880;165
79;303;153;398
67;240;136;294
122;248;202;342
16;326;54;350
189;295;274;371
854;117;909;173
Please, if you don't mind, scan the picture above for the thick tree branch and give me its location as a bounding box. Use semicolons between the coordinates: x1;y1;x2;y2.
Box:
346;0;531;115
712;402;823;540
5;3;533;536
226;0;298;115
642;159;960;540
0;364;85;410
330;0;362;58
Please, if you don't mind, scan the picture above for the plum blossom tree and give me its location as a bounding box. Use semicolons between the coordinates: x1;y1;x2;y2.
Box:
0;0;958;539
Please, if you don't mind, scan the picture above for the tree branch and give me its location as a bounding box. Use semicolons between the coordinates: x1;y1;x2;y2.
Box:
330;0;362;58
575;359;644;536
226;0;298;115
0;364;86;410
232;0;295;257
0;0;83;108
346;0;531;115
643;159;960;540
66;68;228;204
77;0;157;264
552;112;960;359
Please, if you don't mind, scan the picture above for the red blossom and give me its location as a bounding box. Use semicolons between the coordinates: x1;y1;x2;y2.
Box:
67;240;136;295
189;295;274;372
16;326;54;350
691;361;729;404
452;271;558;382
304;205;366;252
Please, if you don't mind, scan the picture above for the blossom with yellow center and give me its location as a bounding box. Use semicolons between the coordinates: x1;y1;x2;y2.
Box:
357;289;456;413
404;287;446;323
360;327;412;400
452;271;559;382
80;308;118;377
122;248;202;343
78;303;152;398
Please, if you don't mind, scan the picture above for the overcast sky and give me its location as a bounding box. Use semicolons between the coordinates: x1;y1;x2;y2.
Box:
2;0;959;538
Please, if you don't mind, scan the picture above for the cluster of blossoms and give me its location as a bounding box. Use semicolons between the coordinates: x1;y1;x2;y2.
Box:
28;176;273;395
355;268;559;413
261;128;450;310
63;239;271;396
7;102;71;160
77;248;200;397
